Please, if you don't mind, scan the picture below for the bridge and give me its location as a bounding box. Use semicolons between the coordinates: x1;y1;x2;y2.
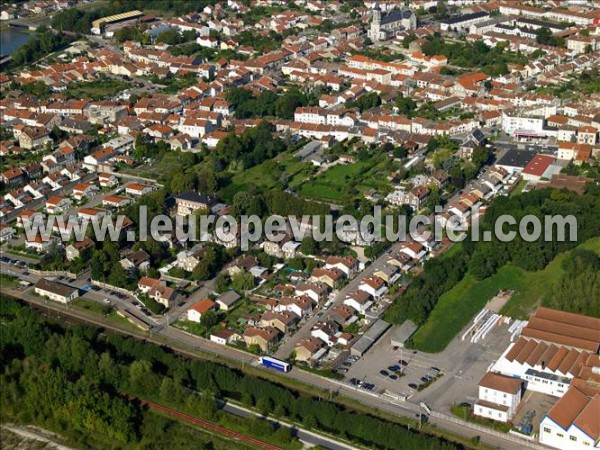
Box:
0;54;12;66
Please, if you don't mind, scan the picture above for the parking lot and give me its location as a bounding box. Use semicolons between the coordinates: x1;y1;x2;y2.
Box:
338;316;513;412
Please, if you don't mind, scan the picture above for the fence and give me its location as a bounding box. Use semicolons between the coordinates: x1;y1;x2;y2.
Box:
29;269;79;279
90;279;140;300
429;411;546;449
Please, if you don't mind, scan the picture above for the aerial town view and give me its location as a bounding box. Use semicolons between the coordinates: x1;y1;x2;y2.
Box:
0;0;599;449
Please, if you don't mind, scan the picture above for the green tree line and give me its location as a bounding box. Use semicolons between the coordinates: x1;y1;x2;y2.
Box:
0;299;459;450
387;184;600;326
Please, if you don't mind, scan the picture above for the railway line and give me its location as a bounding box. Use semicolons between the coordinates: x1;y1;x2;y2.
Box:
133;396;282;450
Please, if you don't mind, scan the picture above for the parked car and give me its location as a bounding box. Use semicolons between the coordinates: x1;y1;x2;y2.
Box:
389;374;398;380
388;365;401;372
379;370;389;377
408;383;418;389
460;402;471;408
399;360;408;366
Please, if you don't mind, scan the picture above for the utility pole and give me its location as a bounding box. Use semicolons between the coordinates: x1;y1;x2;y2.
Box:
400;347;403;373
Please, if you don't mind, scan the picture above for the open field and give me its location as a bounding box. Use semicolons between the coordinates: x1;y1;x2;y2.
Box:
64;79;131;101
510;179;528;196
411;237;600;353
219;153;314;200
298;158;390;202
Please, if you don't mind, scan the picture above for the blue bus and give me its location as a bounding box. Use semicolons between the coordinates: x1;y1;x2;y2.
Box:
259;356;291;373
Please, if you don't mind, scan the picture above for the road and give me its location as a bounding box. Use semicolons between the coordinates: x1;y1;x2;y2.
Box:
220;401;356;450
0;172;98;224
273;240;402;360
0;270;537;450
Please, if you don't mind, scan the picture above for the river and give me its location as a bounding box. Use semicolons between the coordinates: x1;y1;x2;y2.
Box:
0;28;33;56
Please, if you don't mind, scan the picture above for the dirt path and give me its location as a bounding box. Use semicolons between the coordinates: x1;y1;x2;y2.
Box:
1;425;74;450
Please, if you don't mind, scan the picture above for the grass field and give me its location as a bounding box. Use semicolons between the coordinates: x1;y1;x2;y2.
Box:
411;237;600;353
218;154;314;201
510;179;528;196
64;79;131;101
298;159;390;202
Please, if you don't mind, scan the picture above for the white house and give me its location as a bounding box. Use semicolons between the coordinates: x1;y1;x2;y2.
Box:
210;329;239;345
125;182;156;197
275;296;313;318
474;372;523;423
216;291;241;311
34;278;79;304
343;290;373;313
324;255;358;277
358;277;388;299
0;223;16;242
310;321;339;347
187;298;217;323
45;195;72;214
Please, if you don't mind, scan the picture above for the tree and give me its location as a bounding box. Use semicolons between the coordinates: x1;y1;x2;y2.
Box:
472;146;492;169
274;88;307;119
434;0;449;20
395;93;417;117
402;34;417;49
192;261;211;281
215;272;230;293
231;272;255;292
200;309;219;328
156;29;183;45
348;92;381;112
196;169;218;194
231;191;266;217
182;29;197;42
300;237;318;255
536;27;564;47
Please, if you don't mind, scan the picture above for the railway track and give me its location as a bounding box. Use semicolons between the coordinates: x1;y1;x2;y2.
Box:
135;397;282;450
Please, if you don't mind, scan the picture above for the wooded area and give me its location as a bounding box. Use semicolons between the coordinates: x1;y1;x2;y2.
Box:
0;298;458;450
387;184;600;327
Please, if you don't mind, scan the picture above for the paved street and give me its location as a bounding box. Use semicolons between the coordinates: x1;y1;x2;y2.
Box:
274;240;405;360
0;262;538;450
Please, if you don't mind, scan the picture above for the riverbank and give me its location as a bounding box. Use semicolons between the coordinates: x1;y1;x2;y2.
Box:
0;27;34;55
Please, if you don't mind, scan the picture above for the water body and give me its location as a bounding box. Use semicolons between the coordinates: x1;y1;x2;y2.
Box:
0;28;33;55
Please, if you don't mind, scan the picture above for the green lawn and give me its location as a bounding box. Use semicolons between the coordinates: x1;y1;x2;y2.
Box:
64;79;131;101
298;159;390;202
218;154;314;201
411;237;600;353
510;179;528;196
172;319;211;337
72;298;112;315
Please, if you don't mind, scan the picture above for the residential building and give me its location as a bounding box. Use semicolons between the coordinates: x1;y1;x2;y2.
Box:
243;326;280;352
34;278;79;304
216;290;242;311
474;372;523;423
174;191;216;215
295;337;325;362
187;298;217;323
210;329;240;345
66;237;95;261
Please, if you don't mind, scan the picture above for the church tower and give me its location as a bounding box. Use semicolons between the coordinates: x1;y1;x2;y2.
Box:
370;3;381;42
